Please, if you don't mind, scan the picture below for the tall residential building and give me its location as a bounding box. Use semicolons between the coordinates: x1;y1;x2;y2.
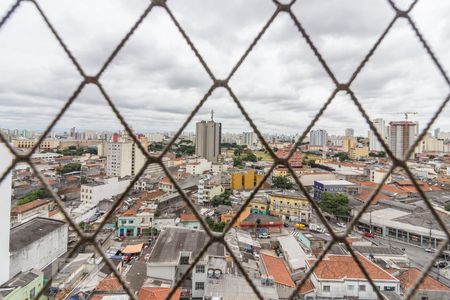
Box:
369;118;387;152
345;128;354;137
389;121;417;159
435;128;440;138
242;131;257;147
106;141;146;177
309;129;328;146
0;143;12;284
195;112;221;162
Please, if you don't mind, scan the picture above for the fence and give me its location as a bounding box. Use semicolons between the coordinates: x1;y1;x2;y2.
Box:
1;0;449;299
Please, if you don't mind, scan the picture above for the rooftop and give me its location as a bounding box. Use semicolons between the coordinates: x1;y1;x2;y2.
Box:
0;269;42;298
148;227;225;264
261;253;295;288
138;287;181;300
10;217;66;252
315;180;356;186
10;199;50;214
307;254;399;281
397;268;450;292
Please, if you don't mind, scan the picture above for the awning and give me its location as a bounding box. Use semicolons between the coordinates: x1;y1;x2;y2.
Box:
121;243;143;254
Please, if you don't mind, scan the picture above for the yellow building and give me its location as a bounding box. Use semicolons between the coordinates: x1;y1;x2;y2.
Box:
12;138;60;150
247;198;269;212
231;169;264;190
269;193;311;222
343;137;355;153
350;146;369;159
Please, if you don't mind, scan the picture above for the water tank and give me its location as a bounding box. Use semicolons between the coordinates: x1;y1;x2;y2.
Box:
208;269;214;278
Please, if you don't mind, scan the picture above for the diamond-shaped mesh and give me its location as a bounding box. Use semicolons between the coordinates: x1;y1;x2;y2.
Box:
1;0;449;300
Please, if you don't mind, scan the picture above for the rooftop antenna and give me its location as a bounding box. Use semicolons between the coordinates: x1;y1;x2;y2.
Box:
211;109;214;121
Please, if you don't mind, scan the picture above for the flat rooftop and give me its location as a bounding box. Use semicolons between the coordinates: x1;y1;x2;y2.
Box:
148;227;225;264
10;217;66;252
315;180;355;186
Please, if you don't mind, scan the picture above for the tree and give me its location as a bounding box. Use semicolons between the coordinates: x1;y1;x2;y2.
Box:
319;192;351;217
148;142;165;152
211;190;232;207
233;157;244;167
272;176;294;189
205;216;226;232
58;163;81;174
17;188;49;205
334;152;350;162
244;152;257;162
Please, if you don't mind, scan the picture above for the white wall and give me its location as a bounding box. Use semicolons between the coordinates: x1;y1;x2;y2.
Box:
0;143;12;284
81;177;130;206
10;223;68;278
146;265;175;282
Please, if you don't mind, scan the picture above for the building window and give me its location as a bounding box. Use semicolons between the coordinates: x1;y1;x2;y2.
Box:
348;285;354;290
359;285;366;292
180;256;189;265
421;297;429;300
384;286;395;292
196;265;205;273
195;282;204;290
30;288;36;299
323;285;330;292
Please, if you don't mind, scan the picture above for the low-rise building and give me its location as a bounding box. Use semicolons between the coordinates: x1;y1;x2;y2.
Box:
397;267;450;300
0;269;44;300
80;177;131;206
10;199;50;226
178;213;201;230
269;192;311;223
313;180;359;201
260;253;295;299
146;227;225;299
9;217;68;278
304;254;400;299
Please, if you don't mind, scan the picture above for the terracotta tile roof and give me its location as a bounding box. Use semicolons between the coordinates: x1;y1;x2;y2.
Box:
11;199;50;214
357;189;392;204
306;254;398;281
95;276;123;291
141;190;166;200
261;253;295;288
180;213;198;222
138;287;181;300
397;268;450;292
160;176;173;184
299;278;315;294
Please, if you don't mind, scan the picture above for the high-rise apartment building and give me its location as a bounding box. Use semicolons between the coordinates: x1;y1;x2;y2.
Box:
309;129;328;146
106;141;146;177
389;121;417;159
345;128;354;137
0;143;12;284
242;131;257;147
195;112;221;162
369;118;387;152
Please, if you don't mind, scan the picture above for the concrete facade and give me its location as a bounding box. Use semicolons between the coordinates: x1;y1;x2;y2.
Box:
0;143;12;284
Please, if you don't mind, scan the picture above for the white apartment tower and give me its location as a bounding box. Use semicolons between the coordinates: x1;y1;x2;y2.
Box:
106;142;146;177
242;131;257;147
389;121;417;159
195;111;221;162
309;129;328;146
369;118;387;152
0;143;12;284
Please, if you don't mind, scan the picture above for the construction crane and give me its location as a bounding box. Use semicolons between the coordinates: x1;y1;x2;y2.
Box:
387;112;418;121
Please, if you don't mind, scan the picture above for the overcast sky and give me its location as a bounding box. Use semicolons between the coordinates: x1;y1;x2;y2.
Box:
0;0;449;137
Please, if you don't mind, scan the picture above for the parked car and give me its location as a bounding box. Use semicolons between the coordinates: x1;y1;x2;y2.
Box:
425;248;435;253
363;232;374;238
336;223;346;228
258;232;270;239
434;261;448;268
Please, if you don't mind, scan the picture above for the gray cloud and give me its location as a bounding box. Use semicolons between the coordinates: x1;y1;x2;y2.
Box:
0;0;449;137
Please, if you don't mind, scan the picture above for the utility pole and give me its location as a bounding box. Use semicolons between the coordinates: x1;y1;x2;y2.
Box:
369;210;372;233
427;220;433;249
